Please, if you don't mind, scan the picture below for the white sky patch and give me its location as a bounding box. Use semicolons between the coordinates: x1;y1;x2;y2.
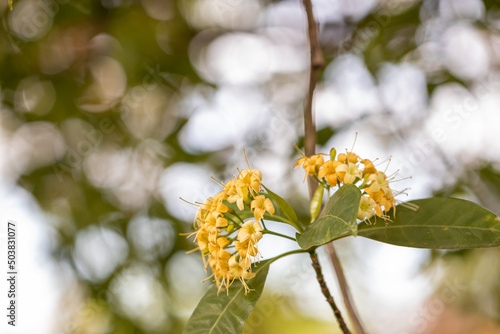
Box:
378;63;428;124
194;33;272;85
442;23;489;81
354;238;434;334
0;185;60;334
323;55;382;121
179;86;270;153
159;162;216;222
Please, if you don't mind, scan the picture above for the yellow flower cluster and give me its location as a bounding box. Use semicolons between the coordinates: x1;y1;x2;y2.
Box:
192;169;275;294
295;150;396;221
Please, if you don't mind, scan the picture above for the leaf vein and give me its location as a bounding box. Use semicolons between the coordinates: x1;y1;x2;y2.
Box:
320;214;350;229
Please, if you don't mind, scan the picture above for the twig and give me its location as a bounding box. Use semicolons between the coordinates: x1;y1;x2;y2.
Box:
309;251;351;334
326;243;365;334
300;1;365;333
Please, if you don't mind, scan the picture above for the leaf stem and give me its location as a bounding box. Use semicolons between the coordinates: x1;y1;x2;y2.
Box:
263;229;296;242
260;219;268;230
271;248;310;262
309;250;351;334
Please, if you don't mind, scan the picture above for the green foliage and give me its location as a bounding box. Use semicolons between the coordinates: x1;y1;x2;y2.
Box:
183;260;271;334
361;198;500;249
296;184;361;249
296;127;336;150
356;3;421;73
262;185;302;232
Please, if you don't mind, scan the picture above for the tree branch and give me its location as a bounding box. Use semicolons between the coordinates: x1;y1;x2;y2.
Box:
309;251;351;334
300;1;365;333
301;0;325;198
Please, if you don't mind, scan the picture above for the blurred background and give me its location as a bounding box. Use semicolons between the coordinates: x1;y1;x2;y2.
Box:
1;0;500;333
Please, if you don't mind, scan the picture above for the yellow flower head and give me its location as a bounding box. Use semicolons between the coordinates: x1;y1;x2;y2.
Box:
294;145;403;224
188;165;273;295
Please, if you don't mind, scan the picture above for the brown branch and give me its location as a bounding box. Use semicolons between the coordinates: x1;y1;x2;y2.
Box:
301;0;325;199
300;1;365;333
326;243;365;334
309;251;351;334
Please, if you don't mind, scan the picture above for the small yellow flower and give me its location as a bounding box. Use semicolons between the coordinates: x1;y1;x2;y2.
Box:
335;162;362;184
212;191;229;215
235;241;259;258
203;212;227;234
225;179;248;210
294;155;324;178
196;229;209;252
318;160;343;187
237;220;263;244
368;171;391;194
250;195;275;221
208;237;231;270
238;169;262;194
208;237;230;254
228;256;256;295
357;196;376;220
196;197;213;222
209;256;231;293
361;159;377;176
365;187;384;201
378;190;396;213
338;152;360;164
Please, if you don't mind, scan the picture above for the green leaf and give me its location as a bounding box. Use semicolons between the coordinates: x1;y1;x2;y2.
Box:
262;185;302;232
361;197;500;249
183;260;271;334
296;184;361;249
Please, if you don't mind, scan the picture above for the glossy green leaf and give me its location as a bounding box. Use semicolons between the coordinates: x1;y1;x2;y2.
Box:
183;260;271;334
297;184;361;249
262;186;302;232
361;198;500;249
